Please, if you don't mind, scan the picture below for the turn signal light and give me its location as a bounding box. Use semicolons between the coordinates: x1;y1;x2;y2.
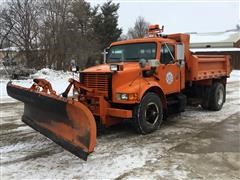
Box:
116;93;138;101
128;93;138;101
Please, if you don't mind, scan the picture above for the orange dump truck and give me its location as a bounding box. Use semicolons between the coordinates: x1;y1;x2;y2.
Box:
7;25;231;160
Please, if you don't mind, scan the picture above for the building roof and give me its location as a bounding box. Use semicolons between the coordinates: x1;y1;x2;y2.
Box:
190;47;240;53
190;31;240;48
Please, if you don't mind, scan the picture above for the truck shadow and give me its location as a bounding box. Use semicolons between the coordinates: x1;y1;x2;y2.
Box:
96;112;182;137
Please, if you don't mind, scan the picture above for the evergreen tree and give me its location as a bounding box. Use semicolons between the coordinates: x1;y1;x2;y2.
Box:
93;1;122;50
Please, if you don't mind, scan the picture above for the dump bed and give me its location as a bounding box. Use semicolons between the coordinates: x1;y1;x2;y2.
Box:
187;54;231;81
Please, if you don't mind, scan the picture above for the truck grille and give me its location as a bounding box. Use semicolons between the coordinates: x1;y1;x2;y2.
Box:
82;73;111;96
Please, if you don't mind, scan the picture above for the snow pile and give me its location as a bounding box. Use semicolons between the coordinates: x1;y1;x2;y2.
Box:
31;68;71;81
228;70;240;83
0;68;76;103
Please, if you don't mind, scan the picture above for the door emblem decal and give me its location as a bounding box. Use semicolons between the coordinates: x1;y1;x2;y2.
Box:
166;72;174;85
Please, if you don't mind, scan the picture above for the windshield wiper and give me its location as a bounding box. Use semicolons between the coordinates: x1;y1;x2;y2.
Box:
108;57;121;60
126;57;140;60
107;58;122;63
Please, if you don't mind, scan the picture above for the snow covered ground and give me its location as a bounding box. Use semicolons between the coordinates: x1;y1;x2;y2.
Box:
0;69;240;179
0;68;78;103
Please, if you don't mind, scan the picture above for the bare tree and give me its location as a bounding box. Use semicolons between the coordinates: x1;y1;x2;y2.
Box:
127;16;149;39
0;8;14;49
39;0;103;69
0;0;42;67
39;0;73;69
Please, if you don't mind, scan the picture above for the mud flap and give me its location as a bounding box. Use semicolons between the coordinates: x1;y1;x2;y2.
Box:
7;82;96;160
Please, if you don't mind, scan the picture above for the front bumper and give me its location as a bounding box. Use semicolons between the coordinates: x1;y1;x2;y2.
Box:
106;107;132;118
83;95;133;126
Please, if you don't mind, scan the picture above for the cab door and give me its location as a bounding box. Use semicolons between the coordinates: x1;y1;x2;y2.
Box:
158;43;181;94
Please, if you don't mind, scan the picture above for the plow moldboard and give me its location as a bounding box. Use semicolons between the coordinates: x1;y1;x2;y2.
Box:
7;82;96;160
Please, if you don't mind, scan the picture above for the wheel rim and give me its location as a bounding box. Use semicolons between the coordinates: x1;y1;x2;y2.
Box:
145;102;159;124
217;87;224;106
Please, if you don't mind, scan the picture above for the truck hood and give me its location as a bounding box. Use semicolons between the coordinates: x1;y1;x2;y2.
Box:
83;62;141;73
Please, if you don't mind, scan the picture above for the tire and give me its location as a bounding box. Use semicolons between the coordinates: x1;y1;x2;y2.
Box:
201;86;211;110
133;92;163;134
208;82;225;111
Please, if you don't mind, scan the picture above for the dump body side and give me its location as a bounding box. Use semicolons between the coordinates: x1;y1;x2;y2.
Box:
186;54;231;82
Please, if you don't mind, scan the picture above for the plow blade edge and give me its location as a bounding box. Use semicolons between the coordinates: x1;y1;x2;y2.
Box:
7;82;96;160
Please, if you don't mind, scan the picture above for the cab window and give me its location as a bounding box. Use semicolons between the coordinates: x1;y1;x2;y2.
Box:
160;43;175;64
107;43;156;62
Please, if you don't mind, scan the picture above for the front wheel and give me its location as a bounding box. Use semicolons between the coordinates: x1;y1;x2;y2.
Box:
133;92;163;134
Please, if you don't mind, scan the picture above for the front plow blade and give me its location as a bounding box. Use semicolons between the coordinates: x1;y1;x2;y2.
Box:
7;82;96;160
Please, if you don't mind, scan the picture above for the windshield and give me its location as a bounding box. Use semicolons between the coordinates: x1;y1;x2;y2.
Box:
107;43;156;63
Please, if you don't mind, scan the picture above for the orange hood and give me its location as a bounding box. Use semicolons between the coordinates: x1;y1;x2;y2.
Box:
83;62;141;73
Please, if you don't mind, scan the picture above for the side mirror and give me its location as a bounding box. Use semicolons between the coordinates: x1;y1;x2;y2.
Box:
102;48;109;64
139;59;147;68
176;43;185;66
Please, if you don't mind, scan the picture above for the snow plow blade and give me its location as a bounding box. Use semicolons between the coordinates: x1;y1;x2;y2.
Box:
7;82;96;161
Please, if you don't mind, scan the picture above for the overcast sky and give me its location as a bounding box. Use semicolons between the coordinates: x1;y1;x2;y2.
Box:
0;0;239;34
87;0;240;34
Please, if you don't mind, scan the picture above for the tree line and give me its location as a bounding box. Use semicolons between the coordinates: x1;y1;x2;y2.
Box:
0;0;122;69
0;0;150;70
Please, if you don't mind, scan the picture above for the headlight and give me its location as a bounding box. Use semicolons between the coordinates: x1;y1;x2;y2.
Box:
110;64;118;71
121;93;128;100
116;93;138;101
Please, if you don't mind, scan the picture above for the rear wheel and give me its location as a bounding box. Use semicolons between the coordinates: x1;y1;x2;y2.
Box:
209;82;225;111
133;92;163;134
201;82;225;111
